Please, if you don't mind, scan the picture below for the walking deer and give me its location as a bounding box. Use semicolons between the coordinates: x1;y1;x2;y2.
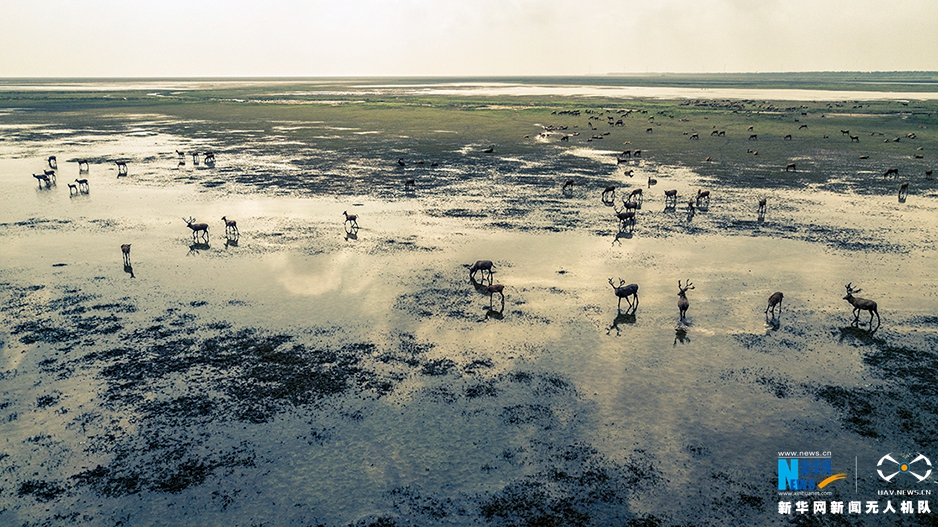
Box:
608;278;639;312
469;260;495;283
183;217;209;241
843;283;880;330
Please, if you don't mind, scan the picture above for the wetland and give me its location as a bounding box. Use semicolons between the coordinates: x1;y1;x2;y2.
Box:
1;76;938;526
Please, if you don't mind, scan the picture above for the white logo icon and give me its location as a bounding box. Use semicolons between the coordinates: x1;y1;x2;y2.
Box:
877;453;932;482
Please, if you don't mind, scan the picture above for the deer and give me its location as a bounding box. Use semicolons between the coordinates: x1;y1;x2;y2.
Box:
176;150;185;160
841;129;850;136
690;132;699;140
843;283;880;330
42;169;57;184
204;151;215;164
482;146;494;153
799;124;808;130
469;260;495;283
850;135;860;143
926;169;933;180
77;159;89;172
883;168;899;179
32;173;52;188
696;189;710;206
765;291;783;317
75;178;89;191
664;189;678;205
115;161;128;177
67;183;78;195
183;217;209;241
626;188;643;204
647;176;657;188
343;211;359;228
601;185;616;202
486;283;505;309
898;182;909;200
562;179;574;191
748;134;758;141
784;134;792;141
47;155;57;169
121;244;132;265
758;197;767;214
405;177;416;190
608;278;639;312
191;152;201;165
221;216;239;235
785;163;796;172
677;280;694;321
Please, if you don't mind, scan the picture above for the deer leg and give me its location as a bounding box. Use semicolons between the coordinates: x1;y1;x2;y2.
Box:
617;297;622;311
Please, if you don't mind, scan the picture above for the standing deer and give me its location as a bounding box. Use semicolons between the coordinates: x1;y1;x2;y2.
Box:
608;278;639;312
677;280;694;321
77;159;90;172
121;244;132;265
626;188;643;204
696;189;710;206
765;291;783;317
785;163;796;172
758;198;767;214
664;189;678;205
48;156;57;169
486;283;505;310
850;135;860;142
843;283;880;330
75;178;89;192
601;185;616;202
883;168;899;179
116;161;128;177
469;260;495;283
343;211;359;228
221;216;239;235
562;179;574;191
899;182;909;200
183;217;209;241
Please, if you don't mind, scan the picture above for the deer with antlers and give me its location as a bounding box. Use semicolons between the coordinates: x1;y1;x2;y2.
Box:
677;280;694;321
183;217;209;241
608;278;639;313
843;283;880;330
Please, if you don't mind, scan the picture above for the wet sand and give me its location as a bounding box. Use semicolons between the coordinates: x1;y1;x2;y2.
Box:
1;80;938;526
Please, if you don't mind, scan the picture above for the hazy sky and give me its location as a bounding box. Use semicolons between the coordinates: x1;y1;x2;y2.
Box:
2;0;937;77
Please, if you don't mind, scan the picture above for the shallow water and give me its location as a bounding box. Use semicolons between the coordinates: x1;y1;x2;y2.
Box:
1;84;938;526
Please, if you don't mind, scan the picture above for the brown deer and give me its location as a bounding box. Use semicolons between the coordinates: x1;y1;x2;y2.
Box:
486;283;505;309
608;278;639;312
765;291;783;317
116;161;128;177
75;178;89;191
850;135;859;142
68;183;78;195
758;197;767;214
121;244;132;265
677;280;694;321
898;182;909;200
343;211;359;228
47;155;57;169
784;134;792;141
626;188;643;204
748;134;758;141
601;185;616;202
883;168;899;179
77;159;90;172
562;179;574;191
405;177;416;190
32;173;52;188
183;217;209;241
696;189;710;206
469;260;495;283
785;163;796;172
843;283;880;330
664;189;678;205
221;216;239;235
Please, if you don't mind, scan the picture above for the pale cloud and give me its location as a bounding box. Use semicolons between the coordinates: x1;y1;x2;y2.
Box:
1;0;936;76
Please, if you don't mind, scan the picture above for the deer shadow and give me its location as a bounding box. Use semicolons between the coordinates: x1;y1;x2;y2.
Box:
225;233;240;249
187;242;210;255
485;305;504;320
123;263;135;279
757;210;766;223
764;312;781;331
606;312;636;336
838;326;880;344
673;328;690;346
663;203;676;213
611;229;633;246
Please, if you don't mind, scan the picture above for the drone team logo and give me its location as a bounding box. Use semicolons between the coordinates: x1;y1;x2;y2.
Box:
877;453;933;483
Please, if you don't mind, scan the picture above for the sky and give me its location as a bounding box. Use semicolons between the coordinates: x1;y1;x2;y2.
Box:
2;0;937;77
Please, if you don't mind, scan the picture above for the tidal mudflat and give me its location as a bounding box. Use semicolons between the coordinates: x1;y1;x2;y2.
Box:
1;78;938;526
